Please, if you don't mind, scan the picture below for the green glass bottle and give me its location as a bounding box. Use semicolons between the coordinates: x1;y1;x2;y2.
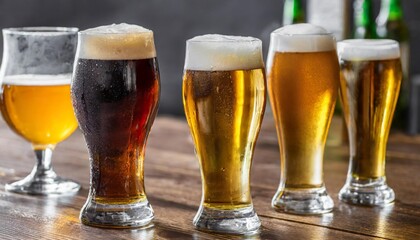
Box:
376;0;410;130
353;0;377;39
283;0;305;25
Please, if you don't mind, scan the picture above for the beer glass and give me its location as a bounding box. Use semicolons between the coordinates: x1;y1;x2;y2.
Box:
267;24;338;214
338;39;401;206
72;24;160;228
183;34;265;234
0;27;80;195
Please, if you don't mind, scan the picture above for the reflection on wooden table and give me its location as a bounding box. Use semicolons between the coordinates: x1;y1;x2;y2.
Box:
0;116;419;239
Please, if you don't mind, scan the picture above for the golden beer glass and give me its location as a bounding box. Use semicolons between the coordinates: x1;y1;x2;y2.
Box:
338;39;402;206
0;27;80;195
267;24;338;214
183;35;265;234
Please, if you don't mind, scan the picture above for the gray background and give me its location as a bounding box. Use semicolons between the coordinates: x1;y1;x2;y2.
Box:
0;0;418;116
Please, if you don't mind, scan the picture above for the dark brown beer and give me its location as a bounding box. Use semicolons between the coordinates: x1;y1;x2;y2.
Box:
72;58;159;204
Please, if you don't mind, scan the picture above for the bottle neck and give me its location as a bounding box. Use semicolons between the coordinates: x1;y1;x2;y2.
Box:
380;0;403;21
354;0;373;27
283;0;305;25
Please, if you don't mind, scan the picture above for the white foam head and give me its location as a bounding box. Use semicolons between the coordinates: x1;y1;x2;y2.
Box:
337;39;400;61
184;34;264;71
269;23;336;53
2;74;71;86
78;23;156;60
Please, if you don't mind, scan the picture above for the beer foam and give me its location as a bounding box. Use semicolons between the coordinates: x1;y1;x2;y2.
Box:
78;23;156;60
1;74;71;86
184;34;264;71
269;24;336;52
337;39;400;61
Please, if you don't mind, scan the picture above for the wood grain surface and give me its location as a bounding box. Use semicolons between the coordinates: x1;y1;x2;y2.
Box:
0;116;419;240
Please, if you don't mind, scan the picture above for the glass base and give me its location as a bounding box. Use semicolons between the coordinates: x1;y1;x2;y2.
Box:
193;205;261;235
272;186;334;214
5;169;80;195
80;198;154;228
339;176;395;206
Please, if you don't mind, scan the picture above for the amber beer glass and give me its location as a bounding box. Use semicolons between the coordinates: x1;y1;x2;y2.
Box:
268;24;339;214
0;27;80;195
338;39;401;206
183;35;265;234
71;24;160;228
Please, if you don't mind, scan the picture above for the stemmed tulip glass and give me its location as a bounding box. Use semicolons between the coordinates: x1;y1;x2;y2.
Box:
0;27;80;195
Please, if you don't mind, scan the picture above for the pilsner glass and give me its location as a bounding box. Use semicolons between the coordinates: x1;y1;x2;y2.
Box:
71;24;160;228
338;39;401;206
0;27;80;195
183;34;266;234
267;24;338;214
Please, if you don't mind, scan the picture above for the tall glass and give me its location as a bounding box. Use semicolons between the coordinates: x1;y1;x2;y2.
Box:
183;34;265;234
0;27;80;195
338;39;401;206
267;24;338;214
71;24;160;228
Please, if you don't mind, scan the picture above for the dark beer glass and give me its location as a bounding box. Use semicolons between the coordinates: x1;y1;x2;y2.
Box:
71;24;160;228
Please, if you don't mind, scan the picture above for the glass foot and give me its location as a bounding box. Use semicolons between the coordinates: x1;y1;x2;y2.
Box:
5;168;80;195
272;186;334;214
193;205;261;235
339;176;395;206
80;198;154;228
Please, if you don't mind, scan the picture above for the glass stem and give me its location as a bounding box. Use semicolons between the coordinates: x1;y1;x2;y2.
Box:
31;148;57;180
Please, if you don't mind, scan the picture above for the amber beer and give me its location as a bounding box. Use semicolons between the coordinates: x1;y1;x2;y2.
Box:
183;35;265;234
268;24;338;214
72;24;159;228
338;39;401;206
269;51;339;188
0;74;78;148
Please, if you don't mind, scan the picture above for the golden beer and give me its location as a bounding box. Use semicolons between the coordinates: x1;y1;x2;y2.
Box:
0;27;80;196
340;59;402;179
269;51;339;189
183;34;264;234
0;74;78;148
268;24;338;214
183;69;265;209
338;39;401;206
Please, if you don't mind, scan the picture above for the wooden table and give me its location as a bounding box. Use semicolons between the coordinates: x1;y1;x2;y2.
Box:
0;116;419;240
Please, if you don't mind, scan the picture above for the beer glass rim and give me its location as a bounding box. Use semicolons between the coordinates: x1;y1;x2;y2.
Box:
338;39;398;48
78;30;152;36
271;31;334;37
3;27;78;35
187;35;261;43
